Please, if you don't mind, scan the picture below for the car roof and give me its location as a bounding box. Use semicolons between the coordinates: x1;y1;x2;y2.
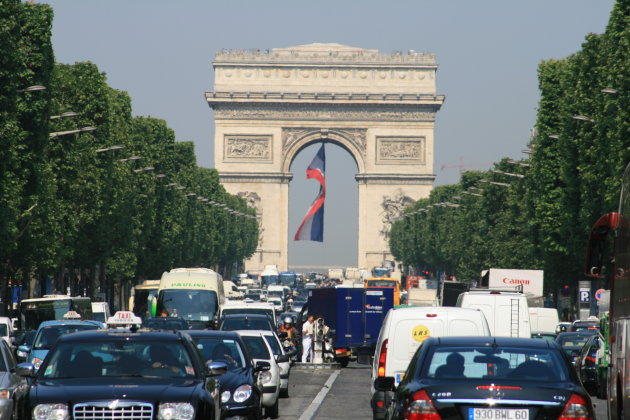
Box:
221;314;272;320
38;320;102;329
186;330;242;339
56;329;185;343
556;331;596;337
234;329;267;337
424;336;555;348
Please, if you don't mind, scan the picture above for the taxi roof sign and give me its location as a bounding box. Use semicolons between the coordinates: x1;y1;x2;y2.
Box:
63;310;81;319
107;311;142;326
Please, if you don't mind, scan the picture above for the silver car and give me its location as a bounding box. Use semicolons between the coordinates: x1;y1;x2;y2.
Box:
0;339;25;420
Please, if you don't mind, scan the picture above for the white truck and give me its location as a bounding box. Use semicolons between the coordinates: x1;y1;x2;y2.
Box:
261;265;280;288
407;288;439;306
328;268;345;281
481;268;544;297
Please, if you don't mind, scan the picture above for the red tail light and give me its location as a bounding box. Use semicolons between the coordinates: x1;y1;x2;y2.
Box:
377;339;388;377
403;390;441;420
558;393;590;420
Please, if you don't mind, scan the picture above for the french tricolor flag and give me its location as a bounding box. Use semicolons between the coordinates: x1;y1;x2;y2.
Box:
294;144;326;242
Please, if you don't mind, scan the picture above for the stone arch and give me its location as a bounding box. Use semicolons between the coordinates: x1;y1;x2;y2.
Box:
281;129;366;174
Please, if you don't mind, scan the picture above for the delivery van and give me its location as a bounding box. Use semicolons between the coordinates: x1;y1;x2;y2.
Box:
456;289;531;338
529;307;560;334
369;306;490;420
223;280;245;300
154;267;225;329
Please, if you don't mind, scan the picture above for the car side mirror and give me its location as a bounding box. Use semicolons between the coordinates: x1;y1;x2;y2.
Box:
16;363;36;378
275;354;290;363
206;361;228;377
373;376;395;392
254;361;271;372
277;331;288;339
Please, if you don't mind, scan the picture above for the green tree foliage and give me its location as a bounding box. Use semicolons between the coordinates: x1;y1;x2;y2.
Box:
0;3;258;310
390;1;628;294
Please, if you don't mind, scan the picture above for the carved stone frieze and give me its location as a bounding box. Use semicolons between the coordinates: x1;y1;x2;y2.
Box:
237;191;264;247
380;190;415;239
214;105;436;122
282;127;367;157
224;135;272;161
376;136;425;164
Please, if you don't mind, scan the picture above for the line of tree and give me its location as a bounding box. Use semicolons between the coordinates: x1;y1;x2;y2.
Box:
390;0;628;295
1;1;258;312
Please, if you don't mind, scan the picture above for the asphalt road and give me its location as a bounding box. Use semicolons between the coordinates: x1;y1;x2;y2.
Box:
279;362;610;419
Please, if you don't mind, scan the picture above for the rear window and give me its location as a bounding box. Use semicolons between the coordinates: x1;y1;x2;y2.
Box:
34;324;100;350
220;318;272;331
194;337;247;370
242;336;271;360
419;345;569;382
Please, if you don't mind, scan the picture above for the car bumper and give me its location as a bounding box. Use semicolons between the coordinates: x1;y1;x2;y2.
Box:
222;401;260;420
280;372;289;390
261;385;279;407
370;390;392;420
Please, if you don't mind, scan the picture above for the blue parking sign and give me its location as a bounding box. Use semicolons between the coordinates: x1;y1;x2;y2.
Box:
579;290;590;303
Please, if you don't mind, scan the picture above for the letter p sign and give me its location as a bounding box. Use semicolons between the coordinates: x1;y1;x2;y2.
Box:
579;291;590;303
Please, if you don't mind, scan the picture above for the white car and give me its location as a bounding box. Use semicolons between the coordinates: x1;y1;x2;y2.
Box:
237;330;288;418
260;330;291;397
267;297;284;313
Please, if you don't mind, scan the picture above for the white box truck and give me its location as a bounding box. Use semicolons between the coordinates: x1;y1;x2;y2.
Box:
456;289;531;338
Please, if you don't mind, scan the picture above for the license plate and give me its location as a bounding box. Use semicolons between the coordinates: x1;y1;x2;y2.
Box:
468;408;529;420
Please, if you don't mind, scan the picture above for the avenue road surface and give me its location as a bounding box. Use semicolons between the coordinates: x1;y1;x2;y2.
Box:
278;362;609;420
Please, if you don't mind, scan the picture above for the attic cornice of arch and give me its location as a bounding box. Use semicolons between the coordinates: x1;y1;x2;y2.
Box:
281;127;366;173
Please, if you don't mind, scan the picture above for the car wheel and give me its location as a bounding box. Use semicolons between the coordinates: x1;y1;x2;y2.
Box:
265;398;279;419
338;357;350;368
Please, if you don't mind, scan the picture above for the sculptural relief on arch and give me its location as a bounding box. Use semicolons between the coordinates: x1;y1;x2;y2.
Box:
206;43;444;271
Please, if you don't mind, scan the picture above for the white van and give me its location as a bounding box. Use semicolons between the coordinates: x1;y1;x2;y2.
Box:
219;301;276;326
91;302;111;323
529;307;560;334
223;280;245;300
370;306;490;420
0;317;13;347
155;268;225;328
456;289;531;338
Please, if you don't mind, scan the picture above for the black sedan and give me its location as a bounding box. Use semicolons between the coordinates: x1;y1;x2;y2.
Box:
555;331;597;365
575;333;605;397
375;336;594;420
15;329;224;420
188;330;265;420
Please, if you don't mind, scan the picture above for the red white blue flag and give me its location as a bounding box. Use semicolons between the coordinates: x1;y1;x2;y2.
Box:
294;144;326;242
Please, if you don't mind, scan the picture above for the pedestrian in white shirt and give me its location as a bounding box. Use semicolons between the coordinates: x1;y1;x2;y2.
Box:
301;315;314;363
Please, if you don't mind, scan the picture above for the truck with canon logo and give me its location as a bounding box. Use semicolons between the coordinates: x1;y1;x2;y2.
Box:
480;268;544;297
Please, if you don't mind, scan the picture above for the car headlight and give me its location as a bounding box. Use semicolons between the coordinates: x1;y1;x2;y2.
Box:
32;358;43;370
259;371;272;384
158;403;195;420
33;404;69;420
0;389;12;399
233;384;252;403
221;390;231;403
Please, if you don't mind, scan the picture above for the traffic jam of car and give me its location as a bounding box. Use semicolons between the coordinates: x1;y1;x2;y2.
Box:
2;266;609;420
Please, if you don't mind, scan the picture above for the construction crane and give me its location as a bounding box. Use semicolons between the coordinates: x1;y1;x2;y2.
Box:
440;157;492;174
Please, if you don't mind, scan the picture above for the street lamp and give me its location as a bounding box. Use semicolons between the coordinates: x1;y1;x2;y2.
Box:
133;166;154;173
49;126;96;138
120;156;142;162
601;88;618;95
95;145;125;153
572;115;595;123
155;174;167;179
507;160;530;168
479;179;511;187
16;85;46;93
521;149;533;155
491;170;524;179
462;191;482;197
548;134;560;139
50;111;80;120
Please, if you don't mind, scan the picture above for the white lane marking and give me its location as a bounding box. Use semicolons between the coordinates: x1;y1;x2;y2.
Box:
298;369;341;420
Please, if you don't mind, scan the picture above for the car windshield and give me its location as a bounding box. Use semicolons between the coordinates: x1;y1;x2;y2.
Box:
557;334;593;348
222;308;272;318
420;345;569;381
241;336;270;360
143;318;189;330
42;340;196;379
263;335;282;356
33;324;100;350
194;337;247;370
220;318;272;331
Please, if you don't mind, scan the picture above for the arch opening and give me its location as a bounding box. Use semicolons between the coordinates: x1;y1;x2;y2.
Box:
288;141;359;269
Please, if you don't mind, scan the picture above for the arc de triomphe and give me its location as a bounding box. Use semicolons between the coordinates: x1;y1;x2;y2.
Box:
206;43;444;272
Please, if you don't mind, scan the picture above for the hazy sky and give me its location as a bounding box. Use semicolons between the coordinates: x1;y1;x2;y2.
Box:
44;1;615;267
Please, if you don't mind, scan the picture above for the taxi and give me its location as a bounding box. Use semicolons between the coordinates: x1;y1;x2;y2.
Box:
20;311;102;370
15;315;224;420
